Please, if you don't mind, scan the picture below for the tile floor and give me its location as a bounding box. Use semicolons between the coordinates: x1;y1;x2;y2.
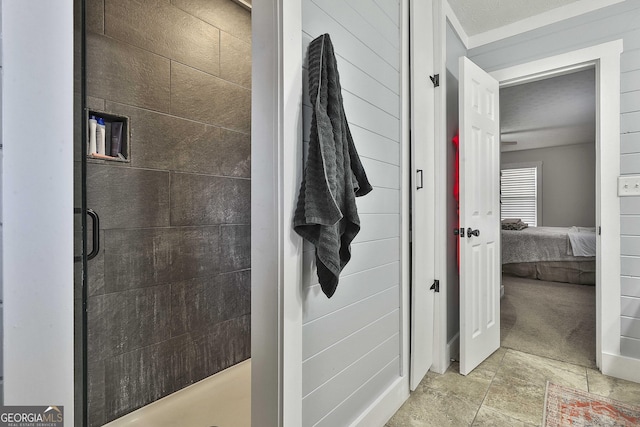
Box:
386;347;640;426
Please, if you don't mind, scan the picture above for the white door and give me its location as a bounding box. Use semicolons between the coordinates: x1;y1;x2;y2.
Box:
409;0;435;390
409;132;435;390
459;57;501;375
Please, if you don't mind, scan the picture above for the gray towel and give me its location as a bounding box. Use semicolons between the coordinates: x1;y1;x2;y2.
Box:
294;34;373;298
501;218;528;230
502;218;521;224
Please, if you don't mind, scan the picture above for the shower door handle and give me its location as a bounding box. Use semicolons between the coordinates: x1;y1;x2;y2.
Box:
73;208;100;261
87;209;100;260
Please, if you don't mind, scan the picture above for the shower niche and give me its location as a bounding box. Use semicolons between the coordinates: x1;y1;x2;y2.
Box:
86;110;130;162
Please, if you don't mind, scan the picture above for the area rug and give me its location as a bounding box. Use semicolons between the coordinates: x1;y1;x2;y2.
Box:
543;382;640;426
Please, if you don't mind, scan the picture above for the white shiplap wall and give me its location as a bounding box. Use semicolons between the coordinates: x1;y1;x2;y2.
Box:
468;0;640;359
301;0;402;425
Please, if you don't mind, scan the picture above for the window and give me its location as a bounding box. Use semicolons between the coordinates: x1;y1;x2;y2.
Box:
500;163;541;227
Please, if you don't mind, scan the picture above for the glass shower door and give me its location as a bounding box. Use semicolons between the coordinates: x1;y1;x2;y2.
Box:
73;0;88;425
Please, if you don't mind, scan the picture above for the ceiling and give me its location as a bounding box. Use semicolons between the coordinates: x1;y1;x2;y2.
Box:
444;0;598;152
500;68;596;152
447;0;582;36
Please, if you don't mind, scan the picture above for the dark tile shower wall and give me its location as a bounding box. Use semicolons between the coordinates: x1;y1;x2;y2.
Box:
84;1;251;424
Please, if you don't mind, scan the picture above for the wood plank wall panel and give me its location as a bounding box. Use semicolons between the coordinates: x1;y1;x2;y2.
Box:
622;276;640;297
620;10;640;352
302;263;399;322
468;0;640;359
300;0;401;425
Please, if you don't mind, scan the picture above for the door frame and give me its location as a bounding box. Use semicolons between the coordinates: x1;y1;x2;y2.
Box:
251;1;303;425
491;40;622;374
433;39;627;377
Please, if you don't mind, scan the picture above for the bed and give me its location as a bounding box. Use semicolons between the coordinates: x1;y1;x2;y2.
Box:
501;226;596;285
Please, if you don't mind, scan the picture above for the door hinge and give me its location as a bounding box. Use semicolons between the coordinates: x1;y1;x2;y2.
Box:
430;279;440;292
430;74;440;88
598;226;601;235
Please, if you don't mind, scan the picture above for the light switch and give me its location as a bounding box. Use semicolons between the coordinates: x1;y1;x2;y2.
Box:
618;176;640;196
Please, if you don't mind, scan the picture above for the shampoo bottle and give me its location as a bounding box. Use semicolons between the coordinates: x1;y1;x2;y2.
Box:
111;122;123;157
97;117;106;155
88;115;97;155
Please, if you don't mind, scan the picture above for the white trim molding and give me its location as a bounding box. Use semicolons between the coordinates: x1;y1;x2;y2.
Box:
251;0;303;425
602;352;640;384
400;0;412;384
350;377;409;427
446;333;460;364
432;0;450;376
465;0;624;49
491;39;624;380
443;0;469;49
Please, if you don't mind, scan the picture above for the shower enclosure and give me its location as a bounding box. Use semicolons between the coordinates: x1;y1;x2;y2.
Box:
74;1;252;425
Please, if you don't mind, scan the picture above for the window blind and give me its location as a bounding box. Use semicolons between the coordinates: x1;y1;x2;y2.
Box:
501;167;537;227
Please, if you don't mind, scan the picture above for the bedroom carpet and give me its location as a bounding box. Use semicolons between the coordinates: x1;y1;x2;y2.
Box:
501;275;596;369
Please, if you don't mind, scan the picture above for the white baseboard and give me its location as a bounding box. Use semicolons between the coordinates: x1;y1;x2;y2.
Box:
431;332;458;375
601;352;640;384
350;376;409;427
446;333;460;364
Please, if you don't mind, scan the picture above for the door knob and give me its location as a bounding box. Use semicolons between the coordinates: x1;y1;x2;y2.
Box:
467;227;480;238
